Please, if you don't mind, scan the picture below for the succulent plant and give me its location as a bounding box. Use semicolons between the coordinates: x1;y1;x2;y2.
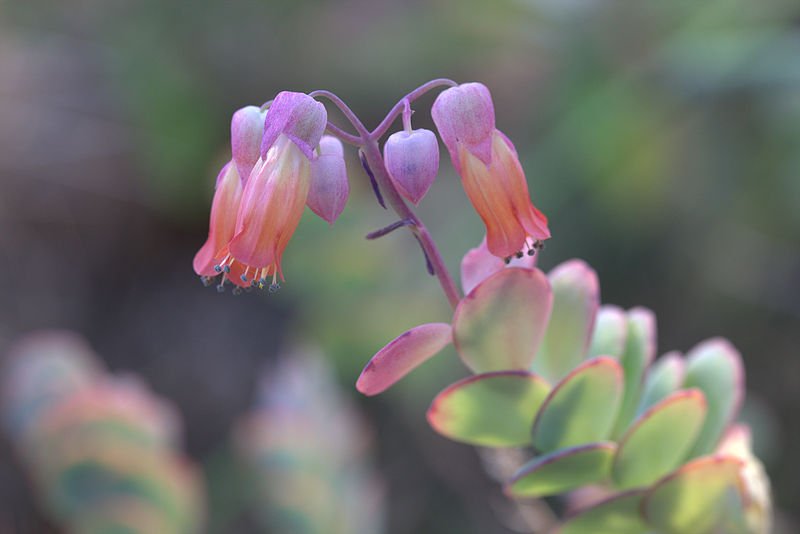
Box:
0;331;204;534
357;239;772;534
234;348;385;534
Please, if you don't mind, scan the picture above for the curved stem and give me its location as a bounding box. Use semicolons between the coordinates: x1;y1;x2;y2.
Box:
371;78;457;140
324;121;362;146
360;137;462;309
309;89;371;139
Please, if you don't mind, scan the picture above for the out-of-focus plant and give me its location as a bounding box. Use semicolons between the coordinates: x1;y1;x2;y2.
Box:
234;347;384;534
1;331;205;534
192;79;772;532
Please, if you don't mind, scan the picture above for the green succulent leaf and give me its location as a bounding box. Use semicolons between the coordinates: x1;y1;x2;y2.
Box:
532;260;600;384
426;371;550;447
558;490;649;534
635;352;685;416
531;357;623;453
642;455;744;534
612;389;707;490
612;308;656;438
452;268;553;374
683;339;744;457
588;305;628;359
506;442;615;498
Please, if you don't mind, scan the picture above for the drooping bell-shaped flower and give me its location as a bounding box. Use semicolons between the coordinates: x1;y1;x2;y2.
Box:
307;135;349;224
192;162;244;288
432;82;550;259
384;128;439;205
223;91;327;289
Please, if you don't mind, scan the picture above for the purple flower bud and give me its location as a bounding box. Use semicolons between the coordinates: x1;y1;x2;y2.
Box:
261;92;327;160
431;82;495;172
307;136;349;224
383;128;440;205
231;106;265;182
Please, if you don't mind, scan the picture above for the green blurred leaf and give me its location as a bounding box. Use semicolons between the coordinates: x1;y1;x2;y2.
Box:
506;442;615;498
533;260;599;383
559;490;649;534
612;389;707;490
531;357;623;453
588;305;628;359
635;352;685;416
612;308;656;438
427;371;550;447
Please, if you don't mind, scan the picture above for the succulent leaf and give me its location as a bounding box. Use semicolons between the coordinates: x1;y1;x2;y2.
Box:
642;455;744;534
356;323;452;396
532;260;600;383
531;357;623;453
506;442;616;498
612;389;707;490
683;338;744;457
635;351;685;416
612;308;657;438
587;305;628;359
427;371;550;447
452;268;553;374
558;490;649;534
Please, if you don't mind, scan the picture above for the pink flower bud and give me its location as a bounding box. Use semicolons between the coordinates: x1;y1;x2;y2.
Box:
231;106;265;182
308;136;349;224
261;91;327;160
431;82;495;172
383;128;440;205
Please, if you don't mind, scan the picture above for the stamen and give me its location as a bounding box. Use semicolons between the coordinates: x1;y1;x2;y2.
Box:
232;286;242;296
504;256;512;265
241;267;251;283
527;249;536;256
199;276;213;287
516;251;524;259
216;278;226;293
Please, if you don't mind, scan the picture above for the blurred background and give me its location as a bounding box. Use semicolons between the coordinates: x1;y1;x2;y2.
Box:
1;0;798;532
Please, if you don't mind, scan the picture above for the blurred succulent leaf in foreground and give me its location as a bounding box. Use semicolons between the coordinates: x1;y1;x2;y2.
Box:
235;347;385;534
0;331;205;534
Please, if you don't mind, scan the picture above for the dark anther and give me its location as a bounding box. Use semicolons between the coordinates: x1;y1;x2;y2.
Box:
516;251;524;259
240;274;248;282
200;276;213;287
213;265;222;273
534;240;545;250
216;284;225;293
223;265;231;273
527;249;536;256
359;149;387;210
504;256;512;265
232;287;243;296
269;283;281;293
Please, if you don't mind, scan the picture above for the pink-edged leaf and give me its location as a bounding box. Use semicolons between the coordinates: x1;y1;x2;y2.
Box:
427;371;550;447
356;323;452;396
558;490;649;534
635;351;685;416
460;236;536;295
533;260;599;383
588;305;628;359
531;357;624;453
642;455;745;534
612;307;657;438
506;442;616;498
612;389;707;490
683;338;745;457
452;268;552;374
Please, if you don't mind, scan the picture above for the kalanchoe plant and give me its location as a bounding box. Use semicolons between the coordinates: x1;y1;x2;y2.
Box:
1;331;204;534
194;79;772;533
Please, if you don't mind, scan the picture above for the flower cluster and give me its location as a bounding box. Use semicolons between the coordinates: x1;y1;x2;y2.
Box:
193;92;348;293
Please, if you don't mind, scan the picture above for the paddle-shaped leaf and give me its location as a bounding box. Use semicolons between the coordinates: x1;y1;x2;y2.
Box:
531;357;623;453
452;268;552;374
612;389;707;489
558;490;649;534
506;442;615;498
532;260;599;383
642;455;744;534
612;308;656;438
356;323;452;396
427;371;550;447
683;338;744;457
587;305;627;359
635;351;685;416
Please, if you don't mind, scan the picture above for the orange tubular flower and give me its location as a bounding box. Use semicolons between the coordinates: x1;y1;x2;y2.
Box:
432;83;550;260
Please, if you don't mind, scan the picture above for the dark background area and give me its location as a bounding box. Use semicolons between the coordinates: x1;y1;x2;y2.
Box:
0;0;798;532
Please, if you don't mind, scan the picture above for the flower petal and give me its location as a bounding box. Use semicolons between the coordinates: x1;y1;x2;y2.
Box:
356;323;452;396
460;236;536;295
531;357;624;453
452;268;552;374
426;371;550;447
383;128;439;205
431;82;495;170
307;136;349;224
231;106;265;181
261;92;327;160
533;260;600;383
